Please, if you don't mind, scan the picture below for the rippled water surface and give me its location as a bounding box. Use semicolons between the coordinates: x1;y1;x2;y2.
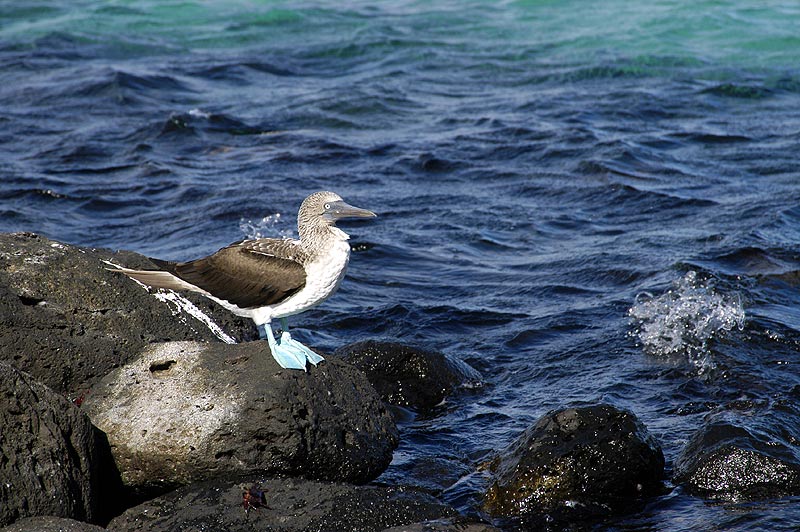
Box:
3;1;800;530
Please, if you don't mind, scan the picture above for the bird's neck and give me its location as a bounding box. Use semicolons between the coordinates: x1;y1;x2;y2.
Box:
298;224;350;252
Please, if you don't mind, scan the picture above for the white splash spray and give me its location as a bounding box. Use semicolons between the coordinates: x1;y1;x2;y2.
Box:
239;212;292;240
628;271;745;373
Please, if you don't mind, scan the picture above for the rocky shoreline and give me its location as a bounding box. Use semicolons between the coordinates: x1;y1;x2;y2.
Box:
1;232;799;531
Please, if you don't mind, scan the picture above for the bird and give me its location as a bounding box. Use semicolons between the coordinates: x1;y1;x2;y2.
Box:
108;191;376;370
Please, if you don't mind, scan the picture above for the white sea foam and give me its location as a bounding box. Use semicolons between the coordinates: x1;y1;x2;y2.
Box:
628;271;745;373
188;108;210;119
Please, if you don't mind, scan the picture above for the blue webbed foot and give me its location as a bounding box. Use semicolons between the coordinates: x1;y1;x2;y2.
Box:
278;331;325;366
258;323;324;370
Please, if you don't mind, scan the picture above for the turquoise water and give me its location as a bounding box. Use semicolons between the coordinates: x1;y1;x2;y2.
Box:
5;1;800;65
3;1;800;530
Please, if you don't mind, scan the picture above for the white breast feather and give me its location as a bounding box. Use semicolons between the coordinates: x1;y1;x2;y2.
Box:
269;239;351;320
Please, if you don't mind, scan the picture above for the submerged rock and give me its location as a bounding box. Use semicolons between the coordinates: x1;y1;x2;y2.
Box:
0;232;254;397
673;419;800;501
106;475;458;532
483;404;664;523
0;516;106;532
334;340;480;412
83;341;398;496
0;363;122;527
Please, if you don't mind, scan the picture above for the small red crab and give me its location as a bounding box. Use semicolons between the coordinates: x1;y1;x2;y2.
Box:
72;392;86;407
242;485;268;515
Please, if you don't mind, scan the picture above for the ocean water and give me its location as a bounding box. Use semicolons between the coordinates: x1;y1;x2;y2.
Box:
3;1;800;529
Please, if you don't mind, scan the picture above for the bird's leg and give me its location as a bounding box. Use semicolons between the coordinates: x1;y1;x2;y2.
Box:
277;318;325;367
258;322;307;370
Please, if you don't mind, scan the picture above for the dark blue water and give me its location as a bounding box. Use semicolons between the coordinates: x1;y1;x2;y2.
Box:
3;2;800;530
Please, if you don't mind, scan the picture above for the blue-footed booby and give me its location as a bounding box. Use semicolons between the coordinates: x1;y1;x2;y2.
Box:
110;191;376;370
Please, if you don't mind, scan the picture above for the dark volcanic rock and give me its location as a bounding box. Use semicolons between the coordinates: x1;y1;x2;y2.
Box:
334;340;480;412
674;419;800;501
484;404;665;523
107;475;458;532
0;232;255;397
0;363;123;527
381;519;501;532
83;341;398;495
0;516;106;532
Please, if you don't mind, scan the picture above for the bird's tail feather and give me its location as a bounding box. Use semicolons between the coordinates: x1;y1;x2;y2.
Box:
103;260;198;292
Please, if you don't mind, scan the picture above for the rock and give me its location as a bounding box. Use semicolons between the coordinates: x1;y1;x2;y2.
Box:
483;404;665;523
673;419;800;501
83;341;398;496
0;232;255;397
0;516;106;532
333;340;480;412
0;363;123;527
107;475;459;532
381;518;501;532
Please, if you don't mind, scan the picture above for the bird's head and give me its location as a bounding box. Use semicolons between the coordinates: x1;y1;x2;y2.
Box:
301;191;376;226
297;191;376;241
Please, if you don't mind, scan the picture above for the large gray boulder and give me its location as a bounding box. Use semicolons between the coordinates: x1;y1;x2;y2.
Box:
83;340;398;495
0;363;122;527
484;404;665;524
0;232;255;397
674;419;800;501
107;475;459;532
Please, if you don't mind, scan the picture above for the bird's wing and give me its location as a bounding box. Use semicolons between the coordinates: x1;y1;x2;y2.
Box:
150;239;308;309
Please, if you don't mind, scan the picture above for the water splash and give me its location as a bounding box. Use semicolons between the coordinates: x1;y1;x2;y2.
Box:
628;271;745;373
238;213;293;240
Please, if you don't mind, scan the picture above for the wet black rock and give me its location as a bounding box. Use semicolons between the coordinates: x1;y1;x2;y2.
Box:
381;518;501;532
483;404;665;523
334;340;480;412
673;419;800;501
107;475;458;532
83;341;398;496
0;232;255;397
0;516;106;532
0;363;123;527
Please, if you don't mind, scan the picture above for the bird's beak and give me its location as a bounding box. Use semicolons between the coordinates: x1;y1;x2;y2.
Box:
325;200;377;221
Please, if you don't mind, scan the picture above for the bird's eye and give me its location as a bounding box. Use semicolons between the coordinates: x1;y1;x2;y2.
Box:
324;203;331;210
